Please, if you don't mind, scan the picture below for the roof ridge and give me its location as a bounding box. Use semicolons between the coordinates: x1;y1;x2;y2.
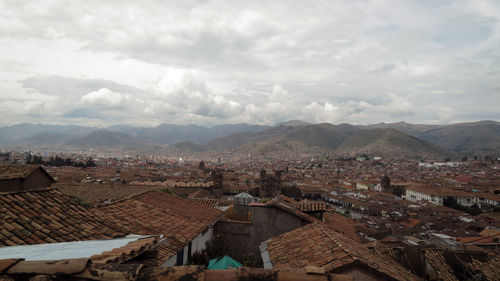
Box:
94;189;156;206
0;187;56;196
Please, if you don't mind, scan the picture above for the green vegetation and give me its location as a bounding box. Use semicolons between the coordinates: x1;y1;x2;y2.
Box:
260;198;269;203
70;196;91;208
160;188;173;194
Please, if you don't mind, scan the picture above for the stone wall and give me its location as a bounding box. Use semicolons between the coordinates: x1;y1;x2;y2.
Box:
215;205;309;264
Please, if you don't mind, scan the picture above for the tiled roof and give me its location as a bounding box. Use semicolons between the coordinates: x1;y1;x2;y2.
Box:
95;190;222;263
292;201;327;212
0;165;54;181
53;183;163;205
424;249;458;281
373;245;404;262
264;200;317;223
468;252;500;281
190;198;232;208
277;195;327;212
323;212;362;243
0;189;127;247
264;222;421;281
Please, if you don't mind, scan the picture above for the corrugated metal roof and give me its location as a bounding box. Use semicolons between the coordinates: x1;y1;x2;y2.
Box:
0;235;151;261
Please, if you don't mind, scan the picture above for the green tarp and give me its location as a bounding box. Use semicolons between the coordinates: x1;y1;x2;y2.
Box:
207;255;243;270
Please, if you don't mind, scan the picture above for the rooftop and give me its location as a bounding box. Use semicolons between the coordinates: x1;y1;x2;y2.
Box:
0;188;127;247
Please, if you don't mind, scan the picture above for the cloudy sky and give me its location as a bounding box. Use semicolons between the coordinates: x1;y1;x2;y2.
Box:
1;0;499;127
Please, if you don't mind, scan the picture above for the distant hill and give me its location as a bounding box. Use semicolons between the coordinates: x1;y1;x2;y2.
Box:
0;120;498;157
363;120;500;155
364;121;441;136
205;125;298;151
0;123;94;145
65;130;154;149
230;125;447;158
107;123;269;144
171;141;205;152
334;128;447;157
417;121;500;155
282;123;359;150
280;120;310;127
231;123;360;155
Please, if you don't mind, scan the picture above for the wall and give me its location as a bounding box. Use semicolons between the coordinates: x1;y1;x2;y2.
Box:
191;224;214;254
339;266;391;281
160;223;215;267
0;179;22;192
215;205;309;264
23;169;53;191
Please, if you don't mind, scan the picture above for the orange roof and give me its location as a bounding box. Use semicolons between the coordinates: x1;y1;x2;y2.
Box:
0;165;55;182
54;183;163;204
95;190;222;262
323;212;362;243
0;189;127;247
264;222;421;281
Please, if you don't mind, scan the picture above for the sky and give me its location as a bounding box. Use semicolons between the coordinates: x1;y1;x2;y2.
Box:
0;0;499;127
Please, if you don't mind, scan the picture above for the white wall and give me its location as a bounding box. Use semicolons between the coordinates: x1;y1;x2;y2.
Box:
160;223;216;267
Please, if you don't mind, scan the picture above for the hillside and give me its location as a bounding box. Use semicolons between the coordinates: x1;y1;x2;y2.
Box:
417;121;500;155
171;141;205;152
108;123;269;144
0;120;498;157
364;120;500;155
335;128;448;157
65;130;153;149
205;125;298;151
364;121;441;136
234;123;360;155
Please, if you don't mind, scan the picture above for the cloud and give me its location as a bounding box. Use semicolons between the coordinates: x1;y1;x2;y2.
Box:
81;88;131;107
0;1;499;126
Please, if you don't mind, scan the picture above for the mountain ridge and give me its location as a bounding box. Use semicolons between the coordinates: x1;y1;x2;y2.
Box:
1;120;498;157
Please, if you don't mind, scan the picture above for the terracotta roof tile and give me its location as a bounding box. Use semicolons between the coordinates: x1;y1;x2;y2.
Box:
0;165;55;182
190;198;232;208
95;190;222;263
424;249;458;281
0;189;127;247
53;183;163;205
264;222;421;281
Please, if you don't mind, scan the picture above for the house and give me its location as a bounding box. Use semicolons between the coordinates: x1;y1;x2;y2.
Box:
403;185;500;209
0;165;55;192
94;190;223;266
0;188;127;246
215;199;315;265
260;222;421;281
278;195;327;220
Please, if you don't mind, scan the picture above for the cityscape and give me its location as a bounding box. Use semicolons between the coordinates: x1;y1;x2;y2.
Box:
1;1;499;281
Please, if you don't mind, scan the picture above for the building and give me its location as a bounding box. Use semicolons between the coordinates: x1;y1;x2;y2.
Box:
404;186;500;208
258;169;282;198
0;188;127;246
260;222;420;281
95;190;223;266
0;165;55;192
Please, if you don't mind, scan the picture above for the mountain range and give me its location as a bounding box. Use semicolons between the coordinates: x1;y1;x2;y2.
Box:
0;120;499;158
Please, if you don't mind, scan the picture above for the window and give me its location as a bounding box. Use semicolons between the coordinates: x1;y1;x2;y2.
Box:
176;249;184;265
